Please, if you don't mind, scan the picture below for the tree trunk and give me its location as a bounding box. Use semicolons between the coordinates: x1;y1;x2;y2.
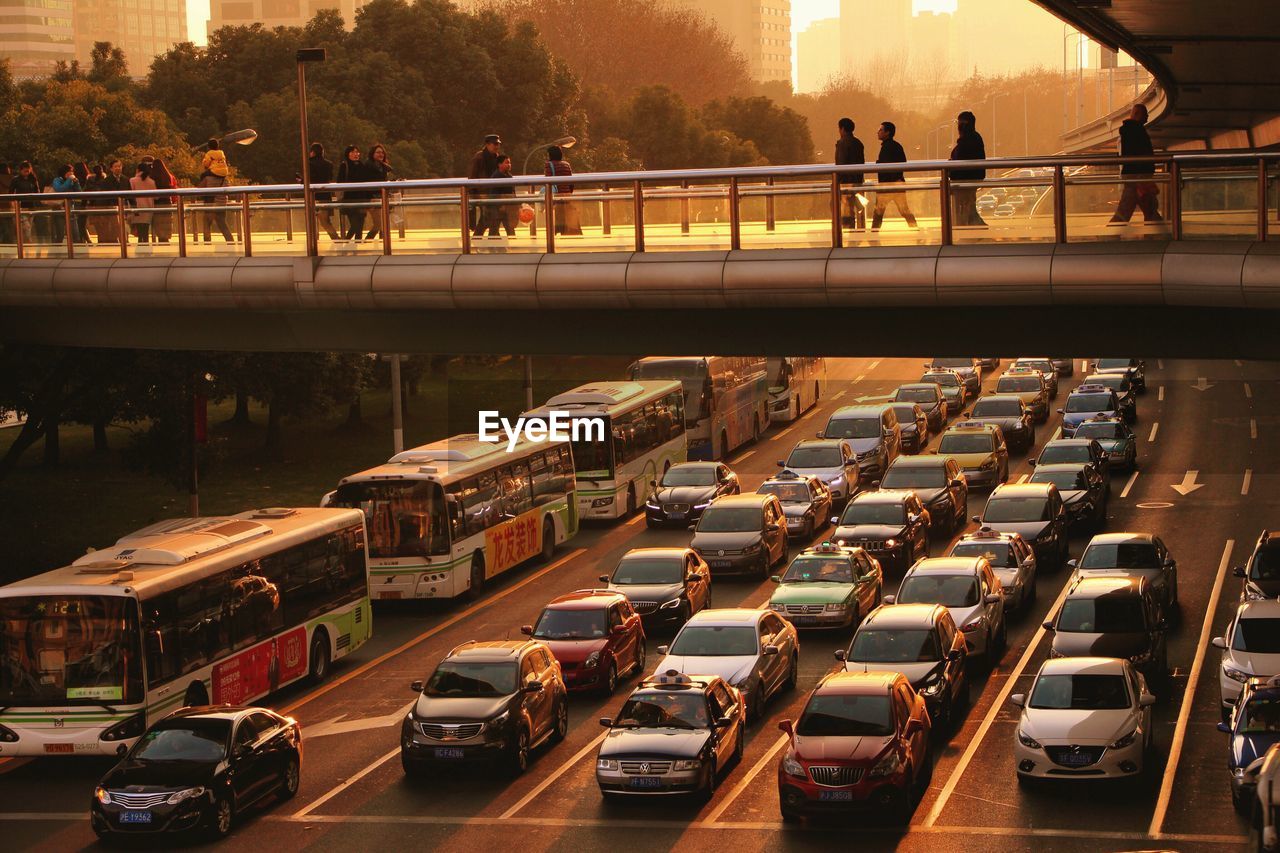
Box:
265;400;282;452
0;418;47;482
344;395;363;428
93;417;109;453
230;389;251;425
42;417;60;467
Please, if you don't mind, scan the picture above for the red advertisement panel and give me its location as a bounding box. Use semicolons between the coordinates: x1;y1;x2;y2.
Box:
212;626;308;704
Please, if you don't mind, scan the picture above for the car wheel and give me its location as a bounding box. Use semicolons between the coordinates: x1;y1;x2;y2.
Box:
784;653;799;691
401;754;425;780
781;808;802;824
632;640;647;677
509;728;530;775
996;618;1008;656
550;699;569;744
604;662;618;695
734;725;745;764
1017;773;1039;791
279;754;300;800
748;689;765;724
208;793;235;839
698;756;718;803
625;487;636;519
308;631;331;683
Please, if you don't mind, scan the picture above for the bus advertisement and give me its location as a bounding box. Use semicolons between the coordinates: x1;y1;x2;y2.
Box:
628;356;768;461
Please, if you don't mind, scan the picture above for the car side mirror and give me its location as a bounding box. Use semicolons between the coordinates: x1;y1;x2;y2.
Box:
815;431;824;439
611;624;626;635
1212;637;1227;649
1163;559;1176;569
947;649;963;662
1056;408;1064;414
766;523;781;532
1027;459;1036;467
950;479;964;488
688;572;703;582
411;680;424;693
599;717;613;728
776;460;786;467
962;413;971;419
882;594;896;605
1009;693;1026;708
520;625;533;636
830;516;839;525
650;480;658;490
1217;721;1231;734
715;716;733;728
657;645;669;655
777;719;794;736
834;649;847;661
1233;566;1246;578
1066;559;1078;569
598;574;610;584
688;523;697;531
524;680;544;693
1140;694;1157;708
770;575;782;584
763;644;780;656
971;515;981;524
1042;620;1055;631
984;593;1001;605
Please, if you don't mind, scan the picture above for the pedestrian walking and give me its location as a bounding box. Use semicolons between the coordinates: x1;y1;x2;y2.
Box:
73;162;91;242
950;110;987;227
128;161;156;243
480;154;517;237
150;158;177;243
51;164;83;244
544;145;582;236
871;121;918;231
11;161;42;244
308;143;339;240
195;139;234;244
201;138;230;182
468;133;502;232
337;144;373;241
1109;103;1164;225
835;117;867;230
94;159;129;244
363;143;393;240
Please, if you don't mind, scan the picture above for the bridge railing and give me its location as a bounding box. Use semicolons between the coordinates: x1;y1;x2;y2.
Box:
4;152;1277;260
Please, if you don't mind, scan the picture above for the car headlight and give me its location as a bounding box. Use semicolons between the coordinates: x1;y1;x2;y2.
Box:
659;598;682;610
694;502;711;510
490;710;510;727
94;786;111;805
979;459;996;471
645;499;659;509
782;750;806;779
1110;729;1138;749
584;651;602;669
824;602;850;612
770;603;787;612
869;750;902;778
597;758;619;771
167;786;207;805
1224;664;1251;683
884;538;898;549
743;543;762;555
672;759;701;771
1017;729;1042;749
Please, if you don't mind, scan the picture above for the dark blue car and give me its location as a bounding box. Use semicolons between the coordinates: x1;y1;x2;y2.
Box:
1218;675;1280;813
1058;384;1120;437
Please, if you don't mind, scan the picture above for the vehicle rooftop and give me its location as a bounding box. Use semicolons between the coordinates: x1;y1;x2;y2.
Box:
990;483;1056;498
909;556;986;574
1038;656;1129;676
1086;532;1155;545
684;608;764;625
708;494;772;507
545;589;626;609
815;670;902;693
861;602;948;629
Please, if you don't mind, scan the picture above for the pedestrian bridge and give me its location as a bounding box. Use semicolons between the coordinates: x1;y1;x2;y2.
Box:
2;153;1278;356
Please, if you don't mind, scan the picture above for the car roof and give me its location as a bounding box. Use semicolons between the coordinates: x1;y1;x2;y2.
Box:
974;394;1026;404
887;455;949;469
1030;463;1088;475
685;608;764;626
814;670;903;695
1068;575;1144;597
1086;532;1155;546
1237;598;1280;619
1042;438;1095;447
790;439;845;451
545;589;627;609
620;547;692;560
898;383;939;391
636;671;720;693
1070;384;1114;395
957;526;1024;545
708;493;771;508
797;542;863;559
1037;656;1128;677
862;602;947;629
849;490;913;506
990;483;1056;498
670;461;720;471
829;405;890;417
763;471;820;485
165;706;258;723
908;556;985;575
942;422;1001;435
447;640;536;660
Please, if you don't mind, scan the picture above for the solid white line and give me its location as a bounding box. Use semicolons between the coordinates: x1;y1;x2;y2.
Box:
703;733;789;824
1251;418;1258;439
1120;470;1140;499
1242;469;1252;496
1157;358;1164;369
832;390;847;400
1149;539;1234;838
1158;385;1165;402
922;577;1075;827
1245;382;1253;399
500;730;608;819
1148;422;1159;443
1235;359;1244;367
1049;425;1061;442
1016;474;1029;484
733;448;759;462
294;746;400;817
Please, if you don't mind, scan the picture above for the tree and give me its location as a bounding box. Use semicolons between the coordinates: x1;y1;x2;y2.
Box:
88;42;130;90
702;96;814;165
598;86;763;170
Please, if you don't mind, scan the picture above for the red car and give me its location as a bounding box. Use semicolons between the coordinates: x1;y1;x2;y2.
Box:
777;671;931;824
522;590;646;694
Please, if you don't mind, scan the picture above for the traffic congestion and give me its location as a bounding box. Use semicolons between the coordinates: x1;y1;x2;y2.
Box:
0;355;1275;852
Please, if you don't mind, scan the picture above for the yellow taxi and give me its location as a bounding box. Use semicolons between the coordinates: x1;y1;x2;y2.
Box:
933;422;1009;489
994;368;1049;423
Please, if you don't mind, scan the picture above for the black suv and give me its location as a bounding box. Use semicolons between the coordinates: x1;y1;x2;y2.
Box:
401;640;569;776
879;455;969;534
1045;575;1169;686
1234;530;1280;600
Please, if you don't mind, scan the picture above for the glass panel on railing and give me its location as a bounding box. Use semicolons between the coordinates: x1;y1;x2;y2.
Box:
640;179;731;252
379;187;465;255
951;170;1055;244
1063;168;1171;242
1179;167;1259;240
1269;166;1280;241
0;204;20;257
241;192;300;256
839;177;939;248
187;192;242;255
537;182;630;254
469;191;545;254
737;176;831;250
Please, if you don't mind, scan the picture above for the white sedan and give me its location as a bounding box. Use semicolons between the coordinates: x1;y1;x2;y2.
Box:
1010;657;1155;783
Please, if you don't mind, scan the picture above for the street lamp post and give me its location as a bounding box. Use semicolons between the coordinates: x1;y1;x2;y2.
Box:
296;47;326;257
523;136;578;177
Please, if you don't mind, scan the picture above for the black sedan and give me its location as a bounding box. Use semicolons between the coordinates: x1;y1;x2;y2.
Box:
646;462;739;528
964;395;1035;453
91;706;301;840
888;402;930;454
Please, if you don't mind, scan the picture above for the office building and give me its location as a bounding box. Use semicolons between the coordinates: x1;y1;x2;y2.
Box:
209;0;366;34
668;0;792;84
73;0;187;72
0;0;75;78
796;16;839;93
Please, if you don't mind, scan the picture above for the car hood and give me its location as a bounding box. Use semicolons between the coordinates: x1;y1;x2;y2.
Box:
771;582;855;605
1020;707;1134;745
1223;649;1280;679
539;637;610;664
614;582;685;605
969;416;1023;431
1060;489;1087;505
599;727;710;759
900;423;920;436
793;733;893;762
789;464;847;482
834;524;905;542
1050;630;1149;659
946;603;984;631
986;520;1051;543
655;654;758;687
691;531;762;551
1232;731;1280;770
781;503;816;519
102;759;220;789
413;694;510;721
655;485;718;505
993;566;1024;588
846;439;881;454
914;487;948;506
946;451;995;468
844;659;941;687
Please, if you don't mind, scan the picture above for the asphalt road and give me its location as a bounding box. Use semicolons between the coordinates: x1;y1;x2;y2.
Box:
0;356;1268;852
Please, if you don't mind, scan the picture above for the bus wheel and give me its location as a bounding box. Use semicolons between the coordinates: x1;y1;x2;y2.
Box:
625;487;636;518
814;380;820;403
469;556;486;599
540;518;556;562
719;431;729;458
752;417;761;443
309;630;331;683
183;681;209;708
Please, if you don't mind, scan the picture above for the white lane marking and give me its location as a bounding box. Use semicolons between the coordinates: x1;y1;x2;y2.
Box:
1149;539;1235;839
1158;385;1165;402
500;730;609;819
733;448;759;462
833;390;848;400
1049;426;1061;442
1242;469;1252;496
1016;474;1029;484
703;733;790;824
1148;422;1159;443
868;360;881;370
1235;359;1244;367
1251;418;1258;439
1120;471;1140;498
293;746;400;817
1245;382;1253;399
854;374;866;383
1170;470;1203;496
1080;359;1088;373
1157;358;1164;369
921;576;1075;827
626;511;647;526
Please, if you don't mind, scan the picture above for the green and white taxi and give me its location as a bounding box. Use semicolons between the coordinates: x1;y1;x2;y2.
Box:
768;542;883;629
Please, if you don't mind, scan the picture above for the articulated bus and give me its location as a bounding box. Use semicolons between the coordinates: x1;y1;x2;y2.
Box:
325;433;578;601
524;380;686;520
766;357;828;423
0;507;369;756
628;356;768;461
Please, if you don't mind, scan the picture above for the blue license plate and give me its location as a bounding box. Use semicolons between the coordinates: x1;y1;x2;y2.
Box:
791;616;817;626
120;811;152;824
1059;753;1092;766
434;748;465;759
711;560;731;568
629;776;663;789
819;790;853;802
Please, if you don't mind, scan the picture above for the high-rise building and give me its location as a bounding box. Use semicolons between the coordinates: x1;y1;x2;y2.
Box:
0;0;76;78
209;0;367;34
668;0;792;84
796;17;839;94
951;0;1067;76
73;0;187;73
838;0;908;76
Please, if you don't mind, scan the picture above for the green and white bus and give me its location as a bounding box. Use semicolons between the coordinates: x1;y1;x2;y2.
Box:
524;380;686;520
629;356;768;461
0;507;369;757
325;433;578;601
767;357;828;423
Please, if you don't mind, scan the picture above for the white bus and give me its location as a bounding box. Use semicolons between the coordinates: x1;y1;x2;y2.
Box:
628;356;768;461
766;357;828;423
524;380;686;520
325;433;578;601
0;507;369;757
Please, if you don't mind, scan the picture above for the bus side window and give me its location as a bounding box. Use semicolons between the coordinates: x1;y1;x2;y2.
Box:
500;461;533;518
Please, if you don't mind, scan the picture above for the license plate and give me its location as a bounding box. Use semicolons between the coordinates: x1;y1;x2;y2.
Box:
819;790;853;801
711;560;731;568
669;512;686;519
119;811;152;824
1059;753;1092;766
792;616;817;626
629;776;663;788
380;590;402;600
43;743;73;754
434;748;465;759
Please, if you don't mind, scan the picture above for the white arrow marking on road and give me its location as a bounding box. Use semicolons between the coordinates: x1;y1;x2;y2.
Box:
854;393;893;403
1191;377;1214;392
306;700;416;739
1171;470;1204;496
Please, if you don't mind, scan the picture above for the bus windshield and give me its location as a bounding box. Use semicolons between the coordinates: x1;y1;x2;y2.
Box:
0;595;144;707
630;360;710;424
333;479;450;558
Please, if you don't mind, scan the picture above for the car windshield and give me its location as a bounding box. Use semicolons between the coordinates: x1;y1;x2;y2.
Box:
923;373;960;387
758;482;810;503
696;506;762;532
788;447;843;468
669;625;758;656
425;661;518;697
1075;423;1124;440
889;405;920;424
615;693;709;729
533;608;607;640
984;497;1050;522
939;434;993;454
1242;698;1280;733
1029;674;1130;710
825;417;880;439
1066;394;1114;413
840;502;905;526
781;557;854;584
972;399;1022;417
1096;359;1134;371
997;377;1041;393
897;574;980;607
1091;376;1127;392
933;358;973;370
1017;361;1053;374
796;694;894;737
1030;470;1086;491
951;541;1014;567
882;466;945;489
849;628;941;663
1056;597;1145;633
1232;618;1280;653
1250;546;1280;581
1038;445;1091;465
332;478;450;558
612;557;684;585
131;720;231;762
662;466;717;487
1080;543;1160;570
896;388;936;403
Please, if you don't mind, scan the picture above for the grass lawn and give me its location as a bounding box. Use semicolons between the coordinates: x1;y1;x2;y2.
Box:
0;354;633;581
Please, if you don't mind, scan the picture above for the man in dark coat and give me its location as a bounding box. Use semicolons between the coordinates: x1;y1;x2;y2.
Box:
468;133;503;230
9;160;41;243
479;154;516;237
871;121;917;231
1109;104;1163;224
950;110;987;227
835;117;866;230
308;142;339;240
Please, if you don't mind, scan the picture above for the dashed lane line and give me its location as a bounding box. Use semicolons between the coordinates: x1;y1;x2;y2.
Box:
1242;469;1252;496
1016;474;1029;484
703;734;790;824
1120;470;1140;499
868;360;881;370
1245;382;1253;399
832;390;847;400
293;746;400;818
1148;422;1159;443
731;448;759;463
1251;418;1258;439
1148;539;1235;839
500;730;609;819
1158;385;1165;402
